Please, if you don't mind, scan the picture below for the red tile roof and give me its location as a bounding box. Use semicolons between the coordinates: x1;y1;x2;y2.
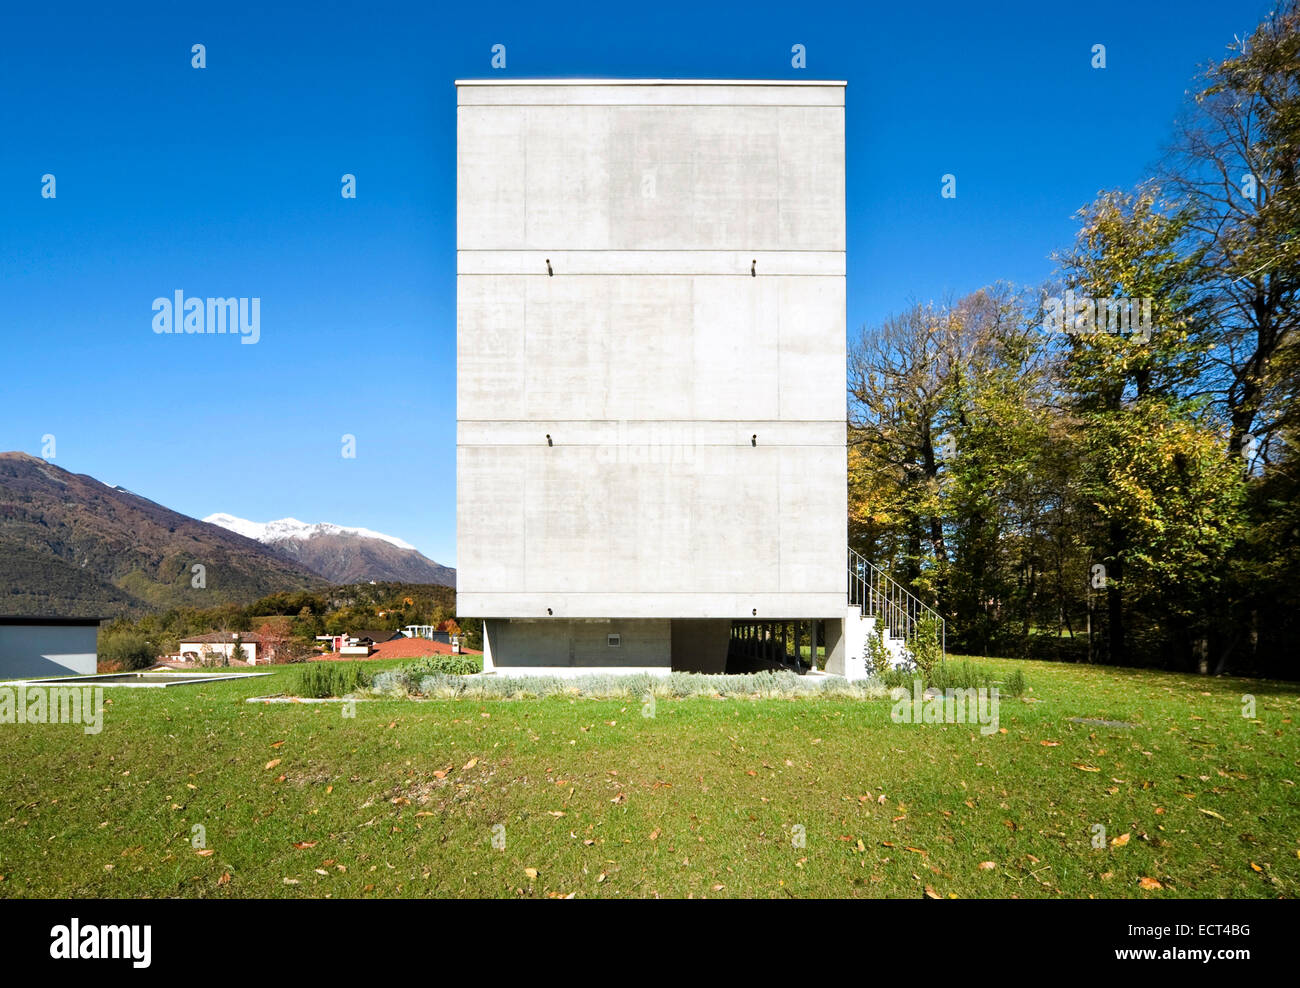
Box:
319;637;482;660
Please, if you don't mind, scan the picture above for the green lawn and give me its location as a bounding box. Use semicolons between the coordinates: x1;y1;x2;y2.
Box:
1;657;1296;898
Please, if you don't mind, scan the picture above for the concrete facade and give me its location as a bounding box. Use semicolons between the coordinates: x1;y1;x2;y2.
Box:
456;80;847;671
0;618;100;679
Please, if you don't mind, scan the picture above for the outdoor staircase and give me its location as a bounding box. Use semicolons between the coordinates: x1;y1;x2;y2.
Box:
839;547;946;679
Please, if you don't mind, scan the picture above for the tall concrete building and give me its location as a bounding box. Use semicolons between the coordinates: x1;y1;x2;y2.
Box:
456;79;851;675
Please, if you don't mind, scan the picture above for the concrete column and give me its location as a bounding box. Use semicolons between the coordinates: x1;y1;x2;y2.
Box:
824;617;845;676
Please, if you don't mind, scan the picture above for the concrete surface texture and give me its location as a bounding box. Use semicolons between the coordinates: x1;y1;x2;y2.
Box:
456;80;847;668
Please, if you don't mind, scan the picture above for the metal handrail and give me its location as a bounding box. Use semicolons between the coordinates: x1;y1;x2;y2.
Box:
847;547;946;656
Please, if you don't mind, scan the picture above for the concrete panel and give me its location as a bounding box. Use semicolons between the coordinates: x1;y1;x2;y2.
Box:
456;276;526;420
456;106;527;249
455;445;525;594
778;106;846;250
777;278;847;422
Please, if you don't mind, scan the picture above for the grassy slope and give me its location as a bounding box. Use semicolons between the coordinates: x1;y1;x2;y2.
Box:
0;657;1296;899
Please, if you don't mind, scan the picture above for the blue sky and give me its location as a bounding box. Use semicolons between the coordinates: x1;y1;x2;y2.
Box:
0;0;1268;567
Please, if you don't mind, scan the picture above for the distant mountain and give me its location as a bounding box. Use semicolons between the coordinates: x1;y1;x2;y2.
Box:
0;452;326;617
204;513;455;587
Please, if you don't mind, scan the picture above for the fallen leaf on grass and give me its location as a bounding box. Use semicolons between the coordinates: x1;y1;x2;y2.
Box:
1110;833;1131;847
978;861;996;871
1198;808;1227;822
1073;763;1101;772
265;759;281;771
524;868;539;881
195;849;215;857
217;872;230;886
1138;876;1163;890
293;841;318;849
463;758;478;771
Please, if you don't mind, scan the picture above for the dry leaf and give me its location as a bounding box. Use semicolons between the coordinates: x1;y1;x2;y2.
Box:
1073;764;1100;772
217;872;230;886
978;861;996;870
195;848;215;857
293;841;317;849
463;758;478;771
1110;833;1131;847
1138;876;1163;890
524;867;539;880
265;759;281;771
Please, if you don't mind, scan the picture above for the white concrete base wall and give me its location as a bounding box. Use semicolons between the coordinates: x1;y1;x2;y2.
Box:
829;608;909;681
827;606;868;681
484;618;672;670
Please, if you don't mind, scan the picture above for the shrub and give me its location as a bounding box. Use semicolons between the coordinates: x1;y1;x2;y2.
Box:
866;625;892;678
295;662;372;698
98;631;156;671
353;669;894;702
929;661;995;692
906;616;944;686
877;666;915;691
1004;667;1026;697
405;654;482;677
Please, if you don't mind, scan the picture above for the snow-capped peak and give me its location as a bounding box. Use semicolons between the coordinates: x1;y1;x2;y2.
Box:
204;513;417;551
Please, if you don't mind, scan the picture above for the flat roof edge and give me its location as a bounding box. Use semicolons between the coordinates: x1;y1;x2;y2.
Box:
454;78;846;87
